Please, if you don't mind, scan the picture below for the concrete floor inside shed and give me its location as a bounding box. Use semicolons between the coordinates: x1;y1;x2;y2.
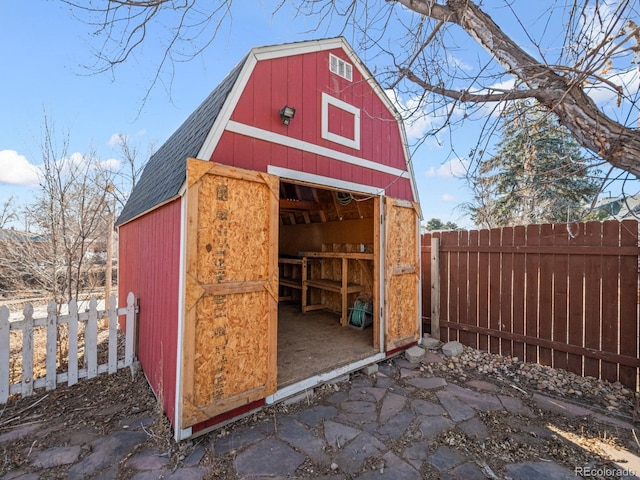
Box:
277;302;376;388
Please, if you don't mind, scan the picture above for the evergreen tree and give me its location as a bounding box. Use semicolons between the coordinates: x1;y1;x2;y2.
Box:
424;218;460;231
468;100;600;228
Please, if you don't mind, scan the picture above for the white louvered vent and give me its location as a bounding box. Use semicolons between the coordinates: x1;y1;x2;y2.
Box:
329;53;353;81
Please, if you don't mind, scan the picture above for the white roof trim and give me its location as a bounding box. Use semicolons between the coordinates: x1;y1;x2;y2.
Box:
227;120;406;178
267;165;384;196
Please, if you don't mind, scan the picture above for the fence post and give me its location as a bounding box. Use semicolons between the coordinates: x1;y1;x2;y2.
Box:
431;237;440;340
125;292;136;367
68;299;78;386
108;295;118;373
86;297;98;379
0;306;9;403
22;303;34;397
45;300;57;391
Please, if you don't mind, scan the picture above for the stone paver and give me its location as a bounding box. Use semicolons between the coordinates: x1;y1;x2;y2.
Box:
499;394;535;417
505;460;576;479
411;398;447;416
531;393;593;417
436;390;476;421
428;445;466;471
457;416;488;438
405;376;447;390
31;446;81;468
332;431;387;475
67;431;147;480
451;461;488;480
9;355;640;479
234;438;305;477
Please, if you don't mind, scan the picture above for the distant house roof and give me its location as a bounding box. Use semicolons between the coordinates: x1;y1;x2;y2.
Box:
0;228;46;243
116;56;247;226
593;194;640;221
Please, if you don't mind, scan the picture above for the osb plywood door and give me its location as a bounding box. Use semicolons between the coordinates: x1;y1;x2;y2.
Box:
181;158;279;429
384;197;421;351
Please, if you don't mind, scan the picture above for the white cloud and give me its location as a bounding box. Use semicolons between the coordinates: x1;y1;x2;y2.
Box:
108;133;125;148
586;68;640;107
0;150;40;186
385;88;447;140
101;158;121;171
442;194;456;202
425;158;469;179
447;55;473;72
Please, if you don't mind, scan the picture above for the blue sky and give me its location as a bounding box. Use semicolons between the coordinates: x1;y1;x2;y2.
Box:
0;1;483;229
1;1;636;230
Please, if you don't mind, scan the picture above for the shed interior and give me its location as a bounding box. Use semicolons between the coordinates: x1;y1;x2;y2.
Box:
276;181;379;387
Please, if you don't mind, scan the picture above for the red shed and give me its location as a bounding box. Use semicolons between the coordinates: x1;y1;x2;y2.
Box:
117;37;422;441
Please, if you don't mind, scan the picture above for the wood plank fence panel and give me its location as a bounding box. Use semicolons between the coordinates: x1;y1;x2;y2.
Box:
512;226;526;360
552;223;569;371
447;230;460;342
601;220;620;382
538;223;554;366
422;219;640;390
466;230;479;349
500;226;514;356
567;222;586;377
489;228;501;354
619;219;639;387
0;293;137;403
478;229;490;351
584;221;603;379
458;230;472;348
525;224;540;364
438;232;449;340
430;237;440;339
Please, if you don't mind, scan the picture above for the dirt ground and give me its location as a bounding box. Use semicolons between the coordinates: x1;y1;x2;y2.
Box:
1;354;639;479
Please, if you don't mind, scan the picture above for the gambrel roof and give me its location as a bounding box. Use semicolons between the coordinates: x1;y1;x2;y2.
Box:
116;37;418;226
116;57;246;226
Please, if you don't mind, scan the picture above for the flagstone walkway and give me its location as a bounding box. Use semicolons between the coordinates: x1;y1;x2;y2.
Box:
4;353;640;479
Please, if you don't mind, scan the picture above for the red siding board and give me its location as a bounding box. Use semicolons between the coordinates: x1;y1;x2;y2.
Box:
301;54;318;145
210;47;414;201
253;61;272;131
118;199;181;428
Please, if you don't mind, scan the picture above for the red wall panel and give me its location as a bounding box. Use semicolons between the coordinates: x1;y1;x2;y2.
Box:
118;199;182;427
220;48;414;202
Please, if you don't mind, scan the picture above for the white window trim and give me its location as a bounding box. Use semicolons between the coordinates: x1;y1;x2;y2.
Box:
321;93;361;150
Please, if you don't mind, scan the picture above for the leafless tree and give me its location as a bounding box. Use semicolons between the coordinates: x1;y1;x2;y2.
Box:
0;117;115;305
109;133;154;209
63;1;640;180
0;197;17;229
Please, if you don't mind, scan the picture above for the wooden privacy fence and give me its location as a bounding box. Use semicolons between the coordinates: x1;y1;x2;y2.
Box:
422;219;640;390
0;292;137;403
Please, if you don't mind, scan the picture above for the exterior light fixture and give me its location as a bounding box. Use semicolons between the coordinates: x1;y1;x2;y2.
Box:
279;105;296;125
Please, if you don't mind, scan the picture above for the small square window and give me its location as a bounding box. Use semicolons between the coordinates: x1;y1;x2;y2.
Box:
329;53;353;82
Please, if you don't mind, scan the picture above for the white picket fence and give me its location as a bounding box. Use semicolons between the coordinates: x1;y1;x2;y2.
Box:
0;292;137;403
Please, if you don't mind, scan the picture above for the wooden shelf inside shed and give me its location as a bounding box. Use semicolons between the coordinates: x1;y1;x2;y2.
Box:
305;278;364;294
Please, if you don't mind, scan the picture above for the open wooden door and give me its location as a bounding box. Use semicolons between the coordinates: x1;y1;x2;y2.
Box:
384;197;421;351
181;159;279;429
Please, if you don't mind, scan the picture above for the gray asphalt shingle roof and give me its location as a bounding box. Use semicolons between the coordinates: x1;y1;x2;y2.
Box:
116;56;247;226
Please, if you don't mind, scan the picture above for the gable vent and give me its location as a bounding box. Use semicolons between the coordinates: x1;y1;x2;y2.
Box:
329;53;353;81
